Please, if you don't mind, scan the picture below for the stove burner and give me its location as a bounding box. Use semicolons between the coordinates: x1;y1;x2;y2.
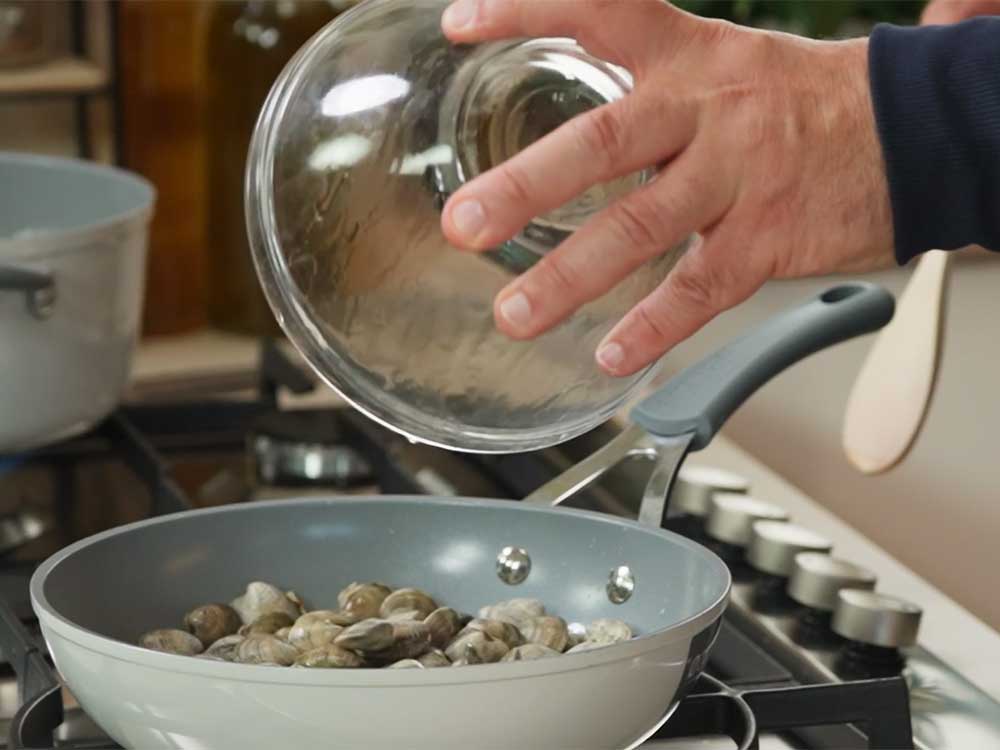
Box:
251;412;375;488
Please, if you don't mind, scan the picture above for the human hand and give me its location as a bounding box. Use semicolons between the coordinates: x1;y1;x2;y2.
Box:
921;0;1000;25
439;0;894;377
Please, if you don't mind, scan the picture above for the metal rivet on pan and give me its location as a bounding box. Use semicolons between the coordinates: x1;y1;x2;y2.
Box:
607;565;635;604
496;546;531;585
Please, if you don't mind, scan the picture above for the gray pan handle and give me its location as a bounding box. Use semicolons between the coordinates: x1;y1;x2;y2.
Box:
631;282;895;450
0;264;56;320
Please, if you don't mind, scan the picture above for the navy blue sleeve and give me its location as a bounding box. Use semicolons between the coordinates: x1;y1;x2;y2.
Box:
868;19;1000;265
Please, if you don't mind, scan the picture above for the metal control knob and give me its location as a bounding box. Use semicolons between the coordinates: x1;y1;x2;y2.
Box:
832;590;922;648
706;493;788;547
788;554;876;611
673;466;750;517
747;521;832;577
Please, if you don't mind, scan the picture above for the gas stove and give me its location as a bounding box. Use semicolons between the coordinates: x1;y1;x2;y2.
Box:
0;341;997;750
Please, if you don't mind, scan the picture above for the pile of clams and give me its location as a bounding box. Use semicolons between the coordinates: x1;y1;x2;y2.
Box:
137;581;634;669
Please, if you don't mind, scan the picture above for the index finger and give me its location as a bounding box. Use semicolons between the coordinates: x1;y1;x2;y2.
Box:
441;0;696;70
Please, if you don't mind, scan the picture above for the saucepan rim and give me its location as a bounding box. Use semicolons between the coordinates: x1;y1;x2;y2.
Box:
31;495;730;687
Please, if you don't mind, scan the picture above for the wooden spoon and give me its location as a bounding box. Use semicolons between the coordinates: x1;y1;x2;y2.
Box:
842;250;951;474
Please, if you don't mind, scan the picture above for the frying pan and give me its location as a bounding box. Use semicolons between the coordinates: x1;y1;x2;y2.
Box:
30;282;894;750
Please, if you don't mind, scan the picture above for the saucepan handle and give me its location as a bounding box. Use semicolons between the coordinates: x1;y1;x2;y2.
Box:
631;282;895;450
0;264;56;320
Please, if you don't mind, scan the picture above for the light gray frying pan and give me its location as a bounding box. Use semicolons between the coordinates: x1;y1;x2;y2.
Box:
31;282;893;750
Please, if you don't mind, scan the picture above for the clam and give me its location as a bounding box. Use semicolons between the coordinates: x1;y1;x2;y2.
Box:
380;588;437;620
138;629;204;656
521;616;569;652
366;621;434;663
285;590;306;613
293;644;364;669
238;611;295;636
204;634;244;661
417;649;451;668
386;608;423;622
335;619;395;652
444;629;490;662
387;658;425;669
461;618;524;648
183;604;241;647
452;637;509;666
587;618;633;645
338;582;392;622
288;614;344;652
230;582;300;625
235;634;299;666
502;643;562;662
275;626;292;641
424;607;461;648
478;598;544;628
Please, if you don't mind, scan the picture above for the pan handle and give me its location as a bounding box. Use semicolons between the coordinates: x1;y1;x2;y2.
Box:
0;264;56;320
631;282;895;450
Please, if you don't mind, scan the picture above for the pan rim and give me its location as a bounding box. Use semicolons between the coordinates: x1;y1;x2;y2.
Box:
31;495;730;686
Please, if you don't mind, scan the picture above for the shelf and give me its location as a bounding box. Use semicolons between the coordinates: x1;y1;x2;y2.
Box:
0;57;107;98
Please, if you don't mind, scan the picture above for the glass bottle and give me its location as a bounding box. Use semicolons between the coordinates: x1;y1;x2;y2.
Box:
204;0;352;335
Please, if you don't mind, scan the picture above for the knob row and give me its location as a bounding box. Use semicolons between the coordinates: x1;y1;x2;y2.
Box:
675;463;923;649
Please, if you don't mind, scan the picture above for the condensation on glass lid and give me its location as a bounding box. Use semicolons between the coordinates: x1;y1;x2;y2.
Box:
245;0;693;453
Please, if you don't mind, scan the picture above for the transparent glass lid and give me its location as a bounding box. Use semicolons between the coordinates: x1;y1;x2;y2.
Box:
246;0;688;453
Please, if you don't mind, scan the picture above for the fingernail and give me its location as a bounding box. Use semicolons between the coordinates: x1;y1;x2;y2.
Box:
499;292;532;328
596;341;625;372
450;199;486;241
443;0;477;30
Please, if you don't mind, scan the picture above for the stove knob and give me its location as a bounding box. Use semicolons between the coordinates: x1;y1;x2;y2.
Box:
706;493;788;547
832;590;922;648
673;466;750;517
788;553;877;611
747;521;832;577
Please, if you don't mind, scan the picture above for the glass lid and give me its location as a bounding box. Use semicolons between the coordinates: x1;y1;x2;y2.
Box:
246;0;689;453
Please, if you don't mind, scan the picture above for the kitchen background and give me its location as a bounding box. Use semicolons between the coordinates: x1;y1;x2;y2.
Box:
1;0;997;639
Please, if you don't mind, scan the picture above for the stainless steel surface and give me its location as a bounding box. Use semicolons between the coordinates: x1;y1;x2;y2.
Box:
253;436;373;486
787;553;876;611
673;466;750;517
637;434;695;528
746;521;832;577
606;564;635;604
832;589;922;647
521;424;650;507
706;493;788;546
495;545;531;585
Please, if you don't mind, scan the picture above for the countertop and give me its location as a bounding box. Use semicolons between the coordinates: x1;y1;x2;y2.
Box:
129;328;1000;702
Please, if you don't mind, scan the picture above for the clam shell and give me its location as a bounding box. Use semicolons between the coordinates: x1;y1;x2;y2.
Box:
238;611;295;636
138;629;204;656
335;618;395;652
337;582;392;622
387;658;425;669
461;618;524;648
230;582;300;625
366;621;433;663
236;634;299;666
478;598;544;628
417;649;452;668
293;644;364;668
204;634;244;661
520;616;569;652
183;604;241;647
288;617;344;652
587;618;632;645
424;607;461;648
379;588;437;620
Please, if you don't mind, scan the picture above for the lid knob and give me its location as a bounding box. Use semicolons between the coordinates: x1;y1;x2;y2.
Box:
831;590;922;648
746;521;832;577
787;553;876;611
706;493;787;546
